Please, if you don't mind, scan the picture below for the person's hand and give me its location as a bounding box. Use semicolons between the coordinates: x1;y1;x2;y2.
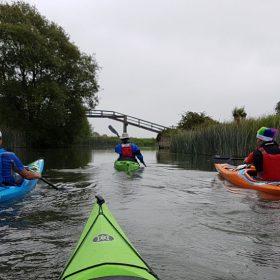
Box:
235;164;248;171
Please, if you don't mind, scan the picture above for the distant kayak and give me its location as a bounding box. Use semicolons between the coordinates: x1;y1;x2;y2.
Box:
60;195;159;280
0;159;44;203
215;163;280;195
114;160;140;173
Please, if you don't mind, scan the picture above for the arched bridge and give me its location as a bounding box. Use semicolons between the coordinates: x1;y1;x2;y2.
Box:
86;110;169;133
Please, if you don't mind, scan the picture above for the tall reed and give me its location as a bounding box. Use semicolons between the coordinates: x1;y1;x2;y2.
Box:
81;136;156;148
170;115;280;156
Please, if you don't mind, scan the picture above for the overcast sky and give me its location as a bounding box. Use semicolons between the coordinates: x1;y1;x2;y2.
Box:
10;0;280;137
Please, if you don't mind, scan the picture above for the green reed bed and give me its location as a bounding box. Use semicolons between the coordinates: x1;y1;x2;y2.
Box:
170;115;280;157
82;136;156;148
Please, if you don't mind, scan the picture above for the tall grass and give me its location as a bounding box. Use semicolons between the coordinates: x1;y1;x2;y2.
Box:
80;136;156;148
170;115;280;157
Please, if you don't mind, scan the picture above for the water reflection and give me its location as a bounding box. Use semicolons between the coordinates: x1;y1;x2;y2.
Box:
216;173;280;202
13;147;92;169
1;148;280;280
156;150;214;171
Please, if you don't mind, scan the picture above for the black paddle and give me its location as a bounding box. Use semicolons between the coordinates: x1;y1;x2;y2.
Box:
108;125;120;137
139;159;147;167
108;125;147;167
25;164;60;190
212;155;245;164
40;177;59;190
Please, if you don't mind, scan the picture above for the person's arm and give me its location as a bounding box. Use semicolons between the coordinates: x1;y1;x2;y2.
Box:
132;144;145;164
135;150;143;162
19;168;41;180
244;152;254;164
10;153;41;180
252;150;263;173
115;144;121;154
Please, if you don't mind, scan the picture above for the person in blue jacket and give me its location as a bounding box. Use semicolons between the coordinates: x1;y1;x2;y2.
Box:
0;130;41;186
115;133;146;166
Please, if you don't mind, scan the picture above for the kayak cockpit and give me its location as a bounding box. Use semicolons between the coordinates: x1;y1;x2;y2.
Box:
244;168;280;185
91;277;151;279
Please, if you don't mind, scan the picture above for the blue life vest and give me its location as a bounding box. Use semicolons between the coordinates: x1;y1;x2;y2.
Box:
0;148;7;185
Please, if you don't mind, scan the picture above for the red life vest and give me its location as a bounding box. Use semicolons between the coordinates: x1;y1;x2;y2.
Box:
121;144;133;158
259;147;280;181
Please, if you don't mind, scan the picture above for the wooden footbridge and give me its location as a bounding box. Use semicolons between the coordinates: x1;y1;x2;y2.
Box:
86;110;169;134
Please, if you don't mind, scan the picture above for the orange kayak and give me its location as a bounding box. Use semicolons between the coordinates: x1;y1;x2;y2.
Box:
215;163;280;195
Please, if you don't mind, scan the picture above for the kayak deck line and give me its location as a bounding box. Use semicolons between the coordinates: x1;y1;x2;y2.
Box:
60;205;102;278
60;196;159;280
61;263;157;280
61;211;158;279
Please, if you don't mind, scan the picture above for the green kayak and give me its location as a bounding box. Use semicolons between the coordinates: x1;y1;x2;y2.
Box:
114;160;140;173
60;195;159;280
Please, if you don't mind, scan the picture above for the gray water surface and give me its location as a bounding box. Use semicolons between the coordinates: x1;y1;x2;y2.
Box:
0;148;280;280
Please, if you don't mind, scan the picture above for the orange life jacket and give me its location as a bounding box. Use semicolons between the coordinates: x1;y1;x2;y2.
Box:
259;147;280;181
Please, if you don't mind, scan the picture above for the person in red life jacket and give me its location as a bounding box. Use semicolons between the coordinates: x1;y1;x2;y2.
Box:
0;130;41;186
115;133;145;165
244;127;280;181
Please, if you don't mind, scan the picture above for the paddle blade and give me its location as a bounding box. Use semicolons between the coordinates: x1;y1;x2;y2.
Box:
108;125;120;137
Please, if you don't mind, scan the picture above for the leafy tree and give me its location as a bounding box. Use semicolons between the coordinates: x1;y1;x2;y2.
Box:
177;111;218;130
0;1;99;146
275;101;280;115
232;106;247;124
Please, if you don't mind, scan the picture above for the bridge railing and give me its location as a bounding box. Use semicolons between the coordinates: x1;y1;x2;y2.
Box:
86;110;169;133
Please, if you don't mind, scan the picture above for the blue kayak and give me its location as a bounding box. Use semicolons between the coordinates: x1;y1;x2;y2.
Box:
0;159;44;203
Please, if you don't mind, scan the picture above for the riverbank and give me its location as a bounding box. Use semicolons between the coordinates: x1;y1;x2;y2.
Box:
160;115;280;156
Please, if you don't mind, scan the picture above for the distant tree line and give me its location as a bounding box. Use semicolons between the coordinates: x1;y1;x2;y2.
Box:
158;101;280;153
176;102;280;130
0;1;99;147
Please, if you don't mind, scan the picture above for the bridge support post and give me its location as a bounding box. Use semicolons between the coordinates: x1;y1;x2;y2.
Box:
123;115;128;133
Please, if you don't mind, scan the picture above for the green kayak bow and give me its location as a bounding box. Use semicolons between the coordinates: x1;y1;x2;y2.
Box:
60;195;159;280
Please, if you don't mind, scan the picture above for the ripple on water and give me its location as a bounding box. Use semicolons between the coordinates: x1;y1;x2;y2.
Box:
1;150;280;280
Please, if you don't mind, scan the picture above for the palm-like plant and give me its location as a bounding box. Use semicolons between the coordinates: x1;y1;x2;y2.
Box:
232;106;247;124
275;101;280;115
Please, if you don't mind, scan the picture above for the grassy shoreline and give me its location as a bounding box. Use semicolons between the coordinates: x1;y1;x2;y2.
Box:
169;115;280;157
80;136;157;148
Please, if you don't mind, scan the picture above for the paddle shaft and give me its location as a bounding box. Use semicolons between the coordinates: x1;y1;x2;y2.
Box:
140;160;147;167
212;155;246;164
40;177;59;190
214;156;245;161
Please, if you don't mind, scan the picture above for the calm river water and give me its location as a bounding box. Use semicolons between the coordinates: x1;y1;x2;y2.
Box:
0;148;280;280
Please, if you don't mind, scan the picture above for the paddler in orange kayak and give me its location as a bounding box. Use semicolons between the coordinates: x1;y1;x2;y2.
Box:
244;127;280;180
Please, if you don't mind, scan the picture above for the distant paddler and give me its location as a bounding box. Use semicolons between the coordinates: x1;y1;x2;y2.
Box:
115;132;146;166
0;130;41;186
